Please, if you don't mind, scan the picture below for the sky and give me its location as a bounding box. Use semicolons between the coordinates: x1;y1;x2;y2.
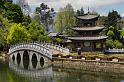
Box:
13;0;124;16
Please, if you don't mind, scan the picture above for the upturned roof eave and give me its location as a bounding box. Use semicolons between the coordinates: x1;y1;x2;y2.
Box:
72;26;105;31
67;36;108;41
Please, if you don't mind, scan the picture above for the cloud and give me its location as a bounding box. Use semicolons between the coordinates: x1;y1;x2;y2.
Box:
24;0;124;15
26;0;124;12
122;12;124;17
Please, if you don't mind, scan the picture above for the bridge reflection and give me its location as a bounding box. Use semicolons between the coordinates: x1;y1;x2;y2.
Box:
9;58;53;79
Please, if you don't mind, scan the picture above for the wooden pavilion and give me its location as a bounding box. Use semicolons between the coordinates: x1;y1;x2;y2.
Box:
67;13;108;52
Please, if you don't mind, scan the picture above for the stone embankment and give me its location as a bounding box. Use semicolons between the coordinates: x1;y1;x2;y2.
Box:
53;57;124;73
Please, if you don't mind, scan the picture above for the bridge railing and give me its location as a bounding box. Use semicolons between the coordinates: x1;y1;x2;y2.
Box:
43;43;70;55
9;41;70;55
28;41;70;54
9;42;53;59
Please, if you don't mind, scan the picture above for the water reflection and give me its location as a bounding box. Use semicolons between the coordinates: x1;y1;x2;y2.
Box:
12;55;15;62
23;50;29;69
40;57;44;67
17;53;21;66
32;53;37;68
1;57;124;82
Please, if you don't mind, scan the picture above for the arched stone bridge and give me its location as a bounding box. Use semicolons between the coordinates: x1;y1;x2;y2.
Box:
8;42;70;63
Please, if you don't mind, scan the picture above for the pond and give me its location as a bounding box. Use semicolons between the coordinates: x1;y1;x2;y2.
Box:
0;58;124;82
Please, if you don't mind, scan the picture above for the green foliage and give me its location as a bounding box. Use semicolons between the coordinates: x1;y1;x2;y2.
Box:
32;12;41;24
105;10;121;28
97;16;106;26
7;23;29;44
104;11;122;48
113;40;123;49
120;29;124;39
62;26;77;36
22;15;31;26
107;30;114;37
55;38;63;43
27;21;51;42
27;21;45;41
3;2;23;23
0;15;11;46
106;40;113;49
54;4;76;34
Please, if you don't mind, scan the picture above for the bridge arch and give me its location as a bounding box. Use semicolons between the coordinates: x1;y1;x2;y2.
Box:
12;54;15;62
32;53;37;68
23;50;29;69
17;53;21;65
32;53;37;62
40;57;44;67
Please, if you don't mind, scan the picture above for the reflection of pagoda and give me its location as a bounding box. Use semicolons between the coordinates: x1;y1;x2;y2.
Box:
67;11;108;52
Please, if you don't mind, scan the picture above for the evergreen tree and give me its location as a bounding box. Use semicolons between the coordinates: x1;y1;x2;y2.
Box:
105;10;121;28
3;2;23;23
80;7;84;15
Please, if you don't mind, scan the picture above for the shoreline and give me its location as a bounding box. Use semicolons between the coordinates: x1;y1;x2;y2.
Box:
52;57;124;73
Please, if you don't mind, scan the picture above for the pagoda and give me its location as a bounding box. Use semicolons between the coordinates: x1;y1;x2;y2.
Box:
67;12;108;52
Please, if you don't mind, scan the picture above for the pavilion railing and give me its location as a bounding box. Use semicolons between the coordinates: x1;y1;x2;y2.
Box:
104;49;124;53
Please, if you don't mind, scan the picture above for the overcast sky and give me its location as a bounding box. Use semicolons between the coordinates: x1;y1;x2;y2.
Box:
14;0;124;16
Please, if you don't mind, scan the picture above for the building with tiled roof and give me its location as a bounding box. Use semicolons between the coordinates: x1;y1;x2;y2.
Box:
66;13;107;52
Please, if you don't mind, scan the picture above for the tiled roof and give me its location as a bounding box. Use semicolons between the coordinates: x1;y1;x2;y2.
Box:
77;14;99;20
72;26;104;31
68;36;108;41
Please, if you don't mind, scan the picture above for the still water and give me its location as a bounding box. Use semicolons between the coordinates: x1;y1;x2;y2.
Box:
0;59;124;82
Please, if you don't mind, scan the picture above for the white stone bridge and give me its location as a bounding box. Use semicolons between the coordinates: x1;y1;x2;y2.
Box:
8;42;70;64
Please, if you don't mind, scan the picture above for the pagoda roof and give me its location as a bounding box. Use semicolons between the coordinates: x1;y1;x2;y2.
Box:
77;14;99;20
72;26;104;31
68;36;108;41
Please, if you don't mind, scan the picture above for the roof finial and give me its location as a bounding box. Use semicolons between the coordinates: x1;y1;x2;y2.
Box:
88;7;90;14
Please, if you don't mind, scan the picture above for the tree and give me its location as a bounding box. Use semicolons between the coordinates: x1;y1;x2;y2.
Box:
80;7;84;15
36;7;41;13
76;10;80;16
106;40;113;49
105;10;121;28
55;38;63;43
54;4;76;34
76;7;84;16
7;23;29;44
97;16;106;26
0;15;11;46
120;29;124;39
3;2;23;23
113;40;123;49
32;12;41;24
35;3;56;32
22;15;31;26
27;21;51;42
107;30;114;37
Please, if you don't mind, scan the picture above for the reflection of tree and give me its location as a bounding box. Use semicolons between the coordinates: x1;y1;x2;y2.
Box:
0;62;29;82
